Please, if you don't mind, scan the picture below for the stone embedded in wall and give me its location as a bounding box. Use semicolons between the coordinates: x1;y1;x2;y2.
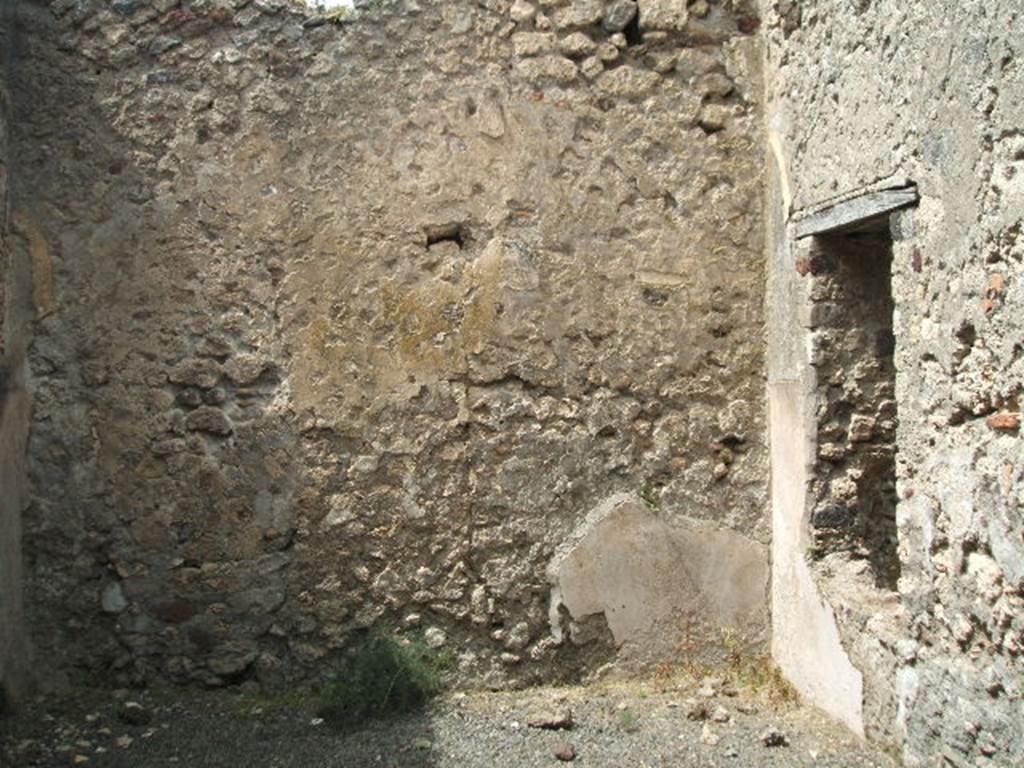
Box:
510;1;536;24
603;1;638;33
985;411;1020;432
552;1;603;30
184;406;233;436
637;0;688;31
101;583;128;615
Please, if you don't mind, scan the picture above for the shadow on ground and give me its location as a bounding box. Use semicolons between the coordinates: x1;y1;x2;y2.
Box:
0;686;439;768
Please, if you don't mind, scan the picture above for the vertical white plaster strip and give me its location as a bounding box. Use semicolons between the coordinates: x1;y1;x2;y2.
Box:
305;0;354;10
769;382;864;737
767;115;792;216
759;21;864;732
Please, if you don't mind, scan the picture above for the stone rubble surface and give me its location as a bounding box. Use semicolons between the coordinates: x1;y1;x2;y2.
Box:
0;679;897;768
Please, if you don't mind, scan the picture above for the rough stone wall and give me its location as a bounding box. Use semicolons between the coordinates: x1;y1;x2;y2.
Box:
807;231;899;593
0;0;33;707
763;0;1024;764
13;0;768;691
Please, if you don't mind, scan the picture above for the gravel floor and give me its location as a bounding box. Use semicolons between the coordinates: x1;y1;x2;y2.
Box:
1;675;898;768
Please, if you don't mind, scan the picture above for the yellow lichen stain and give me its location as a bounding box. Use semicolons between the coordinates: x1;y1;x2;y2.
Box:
1000;463;1015;496
263;452;289;481
12;211;57;318
223;527;266;560
384;245;510;377
130;515;173;552
289;312;340;410
466;239;512;328
391;279;466;371
134;453;166;480
285;238;527;414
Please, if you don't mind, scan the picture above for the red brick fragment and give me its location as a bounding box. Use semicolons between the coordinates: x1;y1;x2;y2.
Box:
911;247;923;273
986;412;1020;431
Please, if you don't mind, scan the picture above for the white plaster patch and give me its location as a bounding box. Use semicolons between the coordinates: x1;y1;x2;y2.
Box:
304;0;354;11
547;494;768;663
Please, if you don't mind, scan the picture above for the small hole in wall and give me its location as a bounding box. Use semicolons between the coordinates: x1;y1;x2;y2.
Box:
954;321;976;354
736;15;760;34
425;222;467;249
623;13;643;46
642;287;670;306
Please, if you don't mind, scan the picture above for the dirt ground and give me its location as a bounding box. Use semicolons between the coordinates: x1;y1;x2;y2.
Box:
1;672;897;768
